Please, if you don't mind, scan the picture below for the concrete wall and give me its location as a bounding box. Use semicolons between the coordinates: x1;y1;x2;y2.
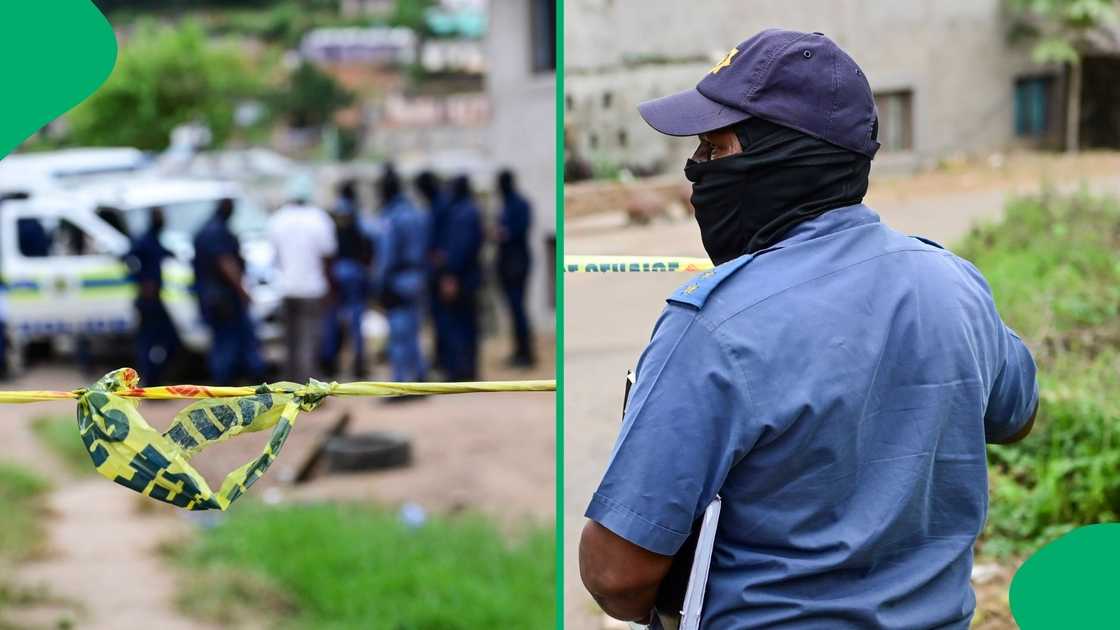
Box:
488;0;557;326
565;0;1052;175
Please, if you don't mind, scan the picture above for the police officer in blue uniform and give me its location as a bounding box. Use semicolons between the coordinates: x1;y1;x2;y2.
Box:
580;30;1039;629
495;169;535;368
439;175;484;381
375;166;429;386
416;170;454;376
125;207;180;385
193;198;265;384
320;180;374;378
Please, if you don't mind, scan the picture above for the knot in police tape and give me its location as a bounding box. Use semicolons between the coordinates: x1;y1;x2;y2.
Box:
15;367;554;511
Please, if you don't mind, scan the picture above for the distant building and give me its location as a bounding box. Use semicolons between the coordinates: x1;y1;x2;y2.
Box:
565;0;1120;176
487;0;557;323
301;27;417;66
339;0;394;17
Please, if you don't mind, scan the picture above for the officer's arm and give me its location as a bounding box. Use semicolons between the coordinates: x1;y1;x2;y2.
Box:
990;399;1038;444
580;521;672;623
216;255;249;303
984;326;1039;445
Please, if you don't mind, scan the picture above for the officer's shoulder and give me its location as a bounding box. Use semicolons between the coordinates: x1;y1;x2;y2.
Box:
666;253;756;310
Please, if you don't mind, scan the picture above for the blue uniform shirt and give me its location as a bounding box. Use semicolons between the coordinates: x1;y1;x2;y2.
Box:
127;229;173;291
498;191;532;275
192;216;243;314
587;204;1038;629
444;199;484;292
427;190;452;256
376;195;429;304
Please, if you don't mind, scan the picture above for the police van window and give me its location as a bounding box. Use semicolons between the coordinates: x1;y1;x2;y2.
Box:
56;220;91;256
95;206;129;236
124;199;267;243
17;218;51;258
52;220;110;257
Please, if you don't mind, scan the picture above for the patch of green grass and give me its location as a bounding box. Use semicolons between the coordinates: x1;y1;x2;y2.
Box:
173;564;297;628
30;416;91;476
0;464;51;625
957;190;1120;556
175;503;555;629
0;464;50;562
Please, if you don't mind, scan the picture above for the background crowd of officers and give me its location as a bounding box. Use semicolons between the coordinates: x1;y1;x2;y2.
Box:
127;166;537;388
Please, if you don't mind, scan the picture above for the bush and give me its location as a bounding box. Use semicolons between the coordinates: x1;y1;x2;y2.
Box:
956;190;1120;556
270;61;354;130
67;20;262;150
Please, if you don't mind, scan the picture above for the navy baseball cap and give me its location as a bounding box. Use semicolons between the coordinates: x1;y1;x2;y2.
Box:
638;29;880;158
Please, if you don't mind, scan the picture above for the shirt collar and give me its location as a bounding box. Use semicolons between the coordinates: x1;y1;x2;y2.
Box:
775;204;881;249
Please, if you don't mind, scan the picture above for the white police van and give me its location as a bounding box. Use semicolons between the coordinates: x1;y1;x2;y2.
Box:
0;177;283;372
0;148;150;198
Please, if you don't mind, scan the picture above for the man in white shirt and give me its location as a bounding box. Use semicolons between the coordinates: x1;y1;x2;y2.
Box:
268;175;338;382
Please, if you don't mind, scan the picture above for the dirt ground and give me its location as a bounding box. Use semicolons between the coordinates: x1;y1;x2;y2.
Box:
0;331;555;629
563;152;1120;629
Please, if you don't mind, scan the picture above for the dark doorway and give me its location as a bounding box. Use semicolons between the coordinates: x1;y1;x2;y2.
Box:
1080;56;1120;149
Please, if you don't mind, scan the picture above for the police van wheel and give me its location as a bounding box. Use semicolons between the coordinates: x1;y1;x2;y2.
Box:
324;432;412;472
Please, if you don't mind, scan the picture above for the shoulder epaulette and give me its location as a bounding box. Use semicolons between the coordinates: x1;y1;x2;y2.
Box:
667;253;754;309
911;235;945;249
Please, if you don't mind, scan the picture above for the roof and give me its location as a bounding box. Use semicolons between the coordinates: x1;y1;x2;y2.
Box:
0;148;148;177
34;177;243;211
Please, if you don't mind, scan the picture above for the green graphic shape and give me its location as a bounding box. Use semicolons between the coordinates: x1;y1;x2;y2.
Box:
0;3;117;160
1010;523;1120;628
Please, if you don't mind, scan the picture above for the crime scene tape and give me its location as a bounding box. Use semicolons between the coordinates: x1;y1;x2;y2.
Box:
564;255;714;273
2;368;554;511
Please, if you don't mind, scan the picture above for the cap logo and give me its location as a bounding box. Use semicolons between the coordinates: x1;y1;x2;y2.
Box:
709;48;739;74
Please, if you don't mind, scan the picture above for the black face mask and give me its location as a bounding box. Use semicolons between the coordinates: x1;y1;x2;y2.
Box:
684;118;872;265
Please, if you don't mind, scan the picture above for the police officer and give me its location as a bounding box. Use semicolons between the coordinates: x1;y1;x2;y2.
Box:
375;165;429;386
416;170;454;376
193;198;265;384
440;175;483;381
320;179;374;378
495;169;535;368
125;207;180;385
579;30;1039;629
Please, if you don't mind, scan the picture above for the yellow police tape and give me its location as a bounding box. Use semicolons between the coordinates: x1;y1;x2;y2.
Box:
2;368;555;511
564;255;714;273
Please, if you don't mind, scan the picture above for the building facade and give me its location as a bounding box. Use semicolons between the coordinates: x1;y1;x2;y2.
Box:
564;0;1082;176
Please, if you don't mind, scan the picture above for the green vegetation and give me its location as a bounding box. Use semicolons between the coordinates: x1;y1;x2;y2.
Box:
957;190;1120;556
272;61;355;130
31;416;91;476
68;21;262;150
98;0;444;47
0;464;50;561
174;502;554;629
0;464;52;624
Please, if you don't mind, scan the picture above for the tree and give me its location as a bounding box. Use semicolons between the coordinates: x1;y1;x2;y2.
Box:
67;21;261;150
270;61;355;129
390;0;435;36
1007;0;1120;152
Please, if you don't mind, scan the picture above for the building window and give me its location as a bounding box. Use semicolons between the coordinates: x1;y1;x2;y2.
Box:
874;90;914;152
1014;76;1054;137
530;0;556;73
602;91;613;109
618;129;628;147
